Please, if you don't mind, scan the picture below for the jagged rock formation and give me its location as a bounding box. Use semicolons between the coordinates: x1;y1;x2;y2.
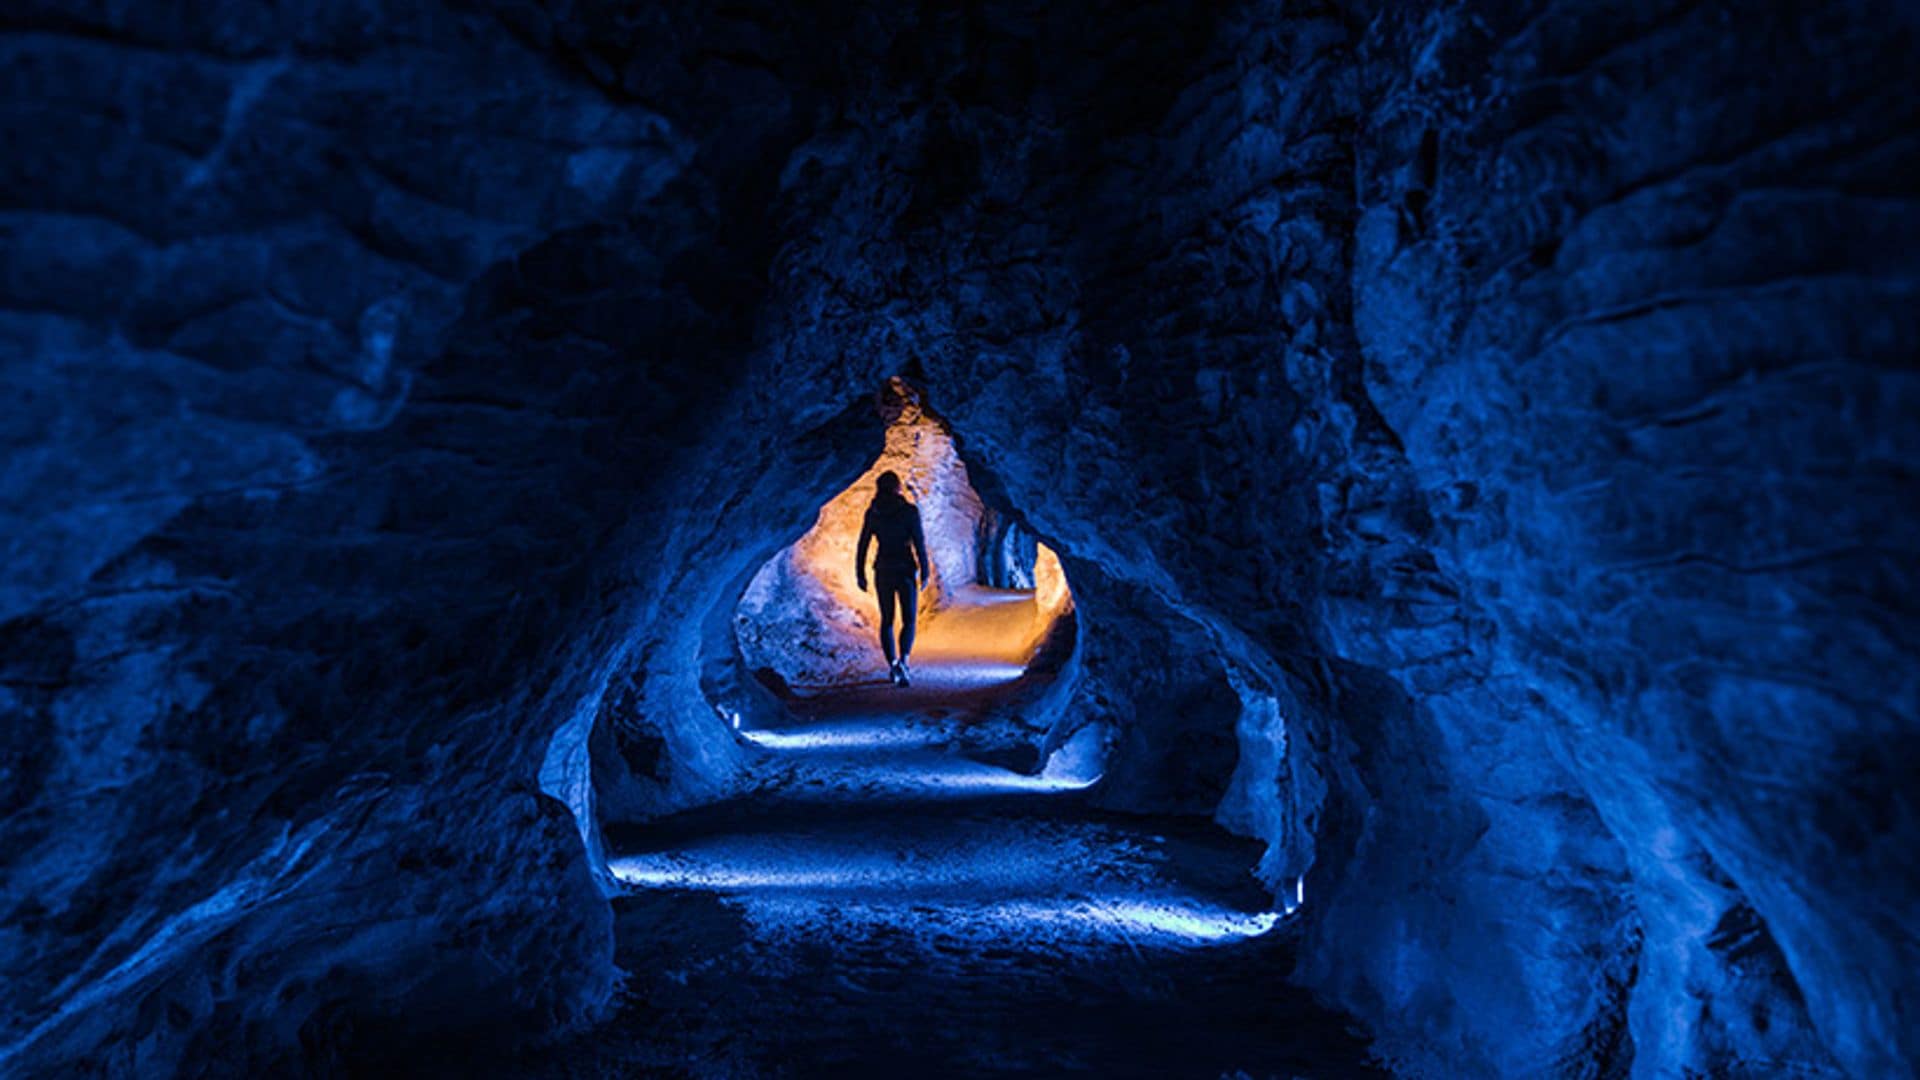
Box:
1;1;1913;1077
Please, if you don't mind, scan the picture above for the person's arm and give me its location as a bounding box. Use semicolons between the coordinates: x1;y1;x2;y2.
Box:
855;510;873;592
911;506;930;586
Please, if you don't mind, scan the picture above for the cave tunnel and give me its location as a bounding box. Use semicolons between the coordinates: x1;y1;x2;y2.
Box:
2;2;1916;1078
733;376;1077;703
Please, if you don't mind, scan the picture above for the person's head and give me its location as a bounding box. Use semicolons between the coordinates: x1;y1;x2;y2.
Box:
875;471;902;499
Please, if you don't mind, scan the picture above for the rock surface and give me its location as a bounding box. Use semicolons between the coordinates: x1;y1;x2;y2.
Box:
1;1;1913;1077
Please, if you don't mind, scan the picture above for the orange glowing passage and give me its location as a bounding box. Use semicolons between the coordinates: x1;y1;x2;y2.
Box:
736;385;1072;692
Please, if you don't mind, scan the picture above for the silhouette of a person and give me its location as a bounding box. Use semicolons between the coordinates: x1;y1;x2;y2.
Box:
855;470;930;686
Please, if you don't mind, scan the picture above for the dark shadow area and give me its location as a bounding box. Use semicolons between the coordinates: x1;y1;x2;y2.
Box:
479;896;1386;1080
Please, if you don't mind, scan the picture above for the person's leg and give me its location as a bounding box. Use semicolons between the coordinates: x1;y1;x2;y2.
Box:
876;573;898;666
896;577;918;662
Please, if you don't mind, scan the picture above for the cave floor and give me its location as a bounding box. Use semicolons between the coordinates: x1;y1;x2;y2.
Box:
496;661;1382;1078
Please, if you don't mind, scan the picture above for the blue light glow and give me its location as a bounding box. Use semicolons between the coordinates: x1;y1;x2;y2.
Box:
720;894;1282;947
737;720;951;752
609;842;1283;946
984;898;1282;943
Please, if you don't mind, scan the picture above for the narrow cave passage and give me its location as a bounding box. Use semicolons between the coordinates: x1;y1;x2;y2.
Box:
570;385;1382;1076
11;3;1904;1076
734;378;1075;703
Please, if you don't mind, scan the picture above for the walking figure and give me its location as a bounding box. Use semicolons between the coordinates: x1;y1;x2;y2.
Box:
855;471;930;686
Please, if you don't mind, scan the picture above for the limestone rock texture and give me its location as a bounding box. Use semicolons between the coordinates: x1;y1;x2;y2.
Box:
1;1;1913;1077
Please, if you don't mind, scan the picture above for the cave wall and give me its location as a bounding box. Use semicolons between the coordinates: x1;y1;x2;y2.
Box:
2;1;1913;1077
0;2;853;1072
1332;3;1920;1075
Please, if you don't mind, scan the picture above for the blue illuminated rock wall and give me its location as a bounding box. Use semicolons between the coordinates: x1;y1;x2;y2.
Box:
0;3;861;1072
1321;3;1919;1076
2;1;1912;1077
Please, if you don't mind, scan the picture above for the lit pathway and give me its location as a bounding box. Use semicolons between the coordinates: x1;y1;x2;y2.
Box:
493;644;1382;1077
610;670;1277;946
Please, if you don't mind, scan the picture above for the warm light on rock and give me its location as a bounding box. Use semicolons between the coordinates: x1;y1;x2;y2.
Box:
736;380;1072;691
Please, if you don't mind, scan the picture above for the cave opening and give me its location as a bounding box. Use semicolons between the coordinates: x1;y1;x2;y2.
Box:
600;378;1289;990
733;377;1076;728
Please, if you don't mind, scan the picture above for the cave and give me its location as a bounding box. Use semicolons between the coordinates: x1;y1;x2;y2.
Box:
731;376;1075;702
1;2;1915;1078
